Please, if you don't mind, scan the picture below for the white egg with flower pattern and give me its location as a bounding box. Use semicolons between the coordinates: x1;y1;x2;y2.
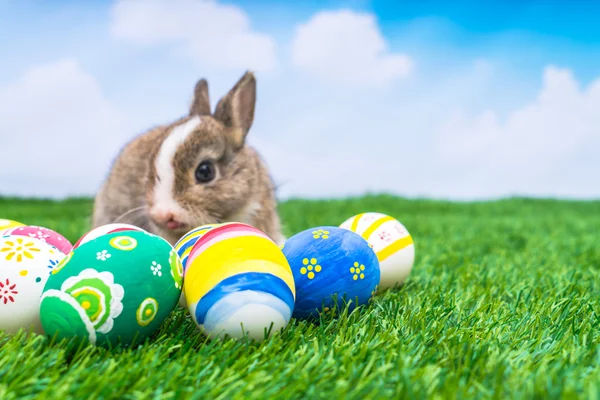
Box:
340;212;415;291
0;235;65;334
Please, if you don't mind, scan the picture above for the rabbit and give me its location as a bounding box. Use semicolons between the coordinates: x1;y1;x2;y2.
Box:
92;71;285;247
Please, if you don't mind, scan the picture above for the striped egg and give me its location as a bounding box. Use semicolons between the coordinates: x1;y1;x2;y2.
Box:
184;222;295;342
340;212;415;291
174;224;221;271
173;224;221;308
73;223;146;250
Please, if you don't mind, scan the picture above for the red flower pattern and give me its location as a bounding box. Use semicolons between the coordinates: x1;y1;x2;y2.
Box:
0;278;18;304
379;231;393;242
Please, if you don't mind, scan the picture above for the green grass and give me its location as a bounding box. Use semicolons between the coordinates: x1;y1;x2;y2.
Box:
1;195;600;399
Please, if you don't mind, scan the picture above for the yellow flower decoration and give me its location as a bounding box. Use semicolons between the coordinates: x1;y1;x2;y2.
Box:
350;261;366;281
300;257;322;279
312;229;330;239
0;237;41;262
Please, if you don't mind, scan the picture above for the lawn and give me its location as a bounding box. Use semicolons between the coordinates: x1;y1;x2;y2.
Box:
1;195;600;399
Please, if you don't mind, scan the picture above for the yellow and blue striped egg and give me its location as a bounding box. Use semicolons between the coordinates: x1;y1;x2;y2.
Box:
340;212;415;291
282;226;380;319
174;224;221;308
175;224;220;271
183;222;295;341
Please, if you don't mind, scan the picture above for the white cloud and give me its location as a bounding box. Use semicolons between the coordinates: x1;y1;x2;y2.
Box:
247;62;600;201
110;0;276;72
291;10;414;86
0;59;130;197
3;4;599;202
433;65;600;198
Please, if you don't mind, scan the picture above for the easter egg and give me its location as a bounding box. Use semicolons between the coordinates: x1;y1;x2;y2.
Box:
340;213;415;290
175;224;220;271
184;222;295;341
174;224;220;308
4;225;73;255
282;226;379;319
0;219;25;235
0;235;65;334
39;230;183;346
73;223;145;250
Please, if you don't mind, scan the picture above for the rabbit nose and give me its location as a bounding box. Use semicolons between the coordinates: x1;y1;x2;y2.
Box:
149;207;175;224
150;207;187;231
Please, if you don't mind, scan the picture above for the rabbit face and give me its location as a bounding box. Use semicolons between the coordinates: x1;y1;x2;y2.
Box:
92;70;283;246
146;115;255;236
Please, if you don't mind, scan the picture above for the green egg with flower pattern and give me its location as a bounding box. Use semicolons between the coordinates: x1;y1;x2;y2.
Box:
39;230;184;346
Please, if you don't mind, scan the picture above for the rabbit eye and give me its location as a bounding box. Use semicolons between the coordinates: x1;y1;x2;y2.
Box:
195;161;216;183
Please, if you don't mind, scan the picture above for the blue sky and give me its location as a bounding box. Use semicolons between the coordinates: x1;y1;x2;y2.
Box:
1;0;599;200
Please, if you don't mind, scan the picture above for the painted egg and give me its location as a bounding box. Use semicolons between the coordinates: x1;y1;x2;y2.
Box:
73;223;146;250
282;226;379;319
4;225;73;255
174;224;221;308
184;222;295;342
340;213;415;291
0;219;25;235
39;230;183;346
0;235;65;334
175;224;221;271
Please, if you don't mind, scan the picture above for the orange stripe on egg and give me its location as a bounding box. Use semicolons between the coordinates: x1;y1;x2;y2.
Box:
376;235;414;262
361;215;395;241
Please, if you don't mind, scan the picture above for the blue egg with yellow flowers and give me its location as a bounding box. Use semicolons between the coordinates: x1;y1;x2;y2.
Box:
282;226;380;319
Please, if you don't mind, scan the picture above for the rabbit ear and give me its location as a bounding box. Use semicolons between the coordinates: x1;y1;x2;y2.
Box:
189;78;211;116
213;71;256;149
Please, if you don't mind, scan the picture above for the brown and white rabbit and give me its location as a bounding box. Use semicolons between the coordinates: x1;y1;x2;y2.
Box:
92;71;285;246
